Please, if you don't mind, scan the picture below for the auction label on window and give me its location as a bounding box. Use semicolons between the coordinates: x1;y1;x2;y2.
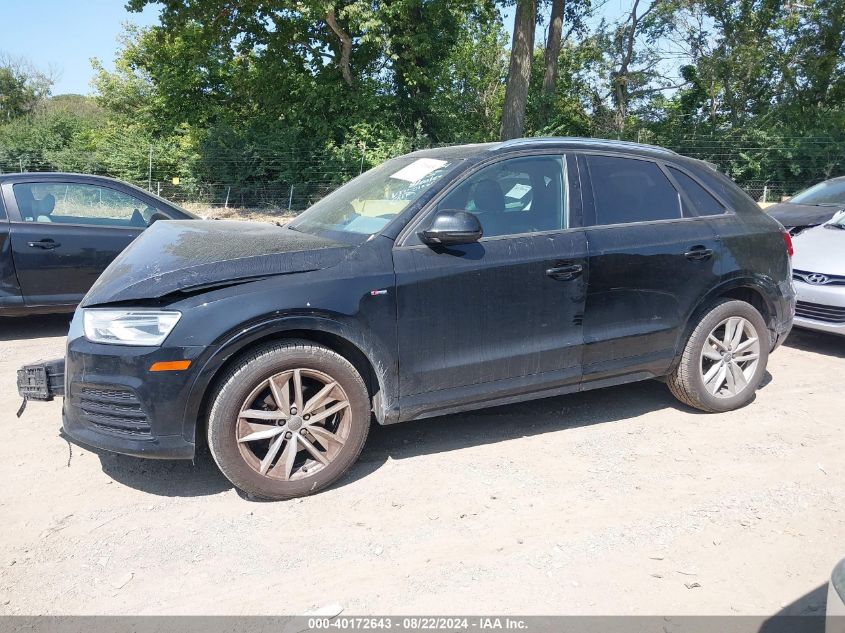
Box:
390;158;448;183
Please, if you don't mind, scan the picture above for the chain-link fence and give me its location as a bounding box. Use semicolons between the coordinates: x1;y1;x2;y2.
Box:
2;135;844;211
662;138;845;204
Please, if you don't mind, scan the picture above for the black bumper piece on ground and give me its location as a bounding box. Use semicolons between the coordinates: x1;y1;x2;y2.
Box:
17;355;195;458
17;358;65;401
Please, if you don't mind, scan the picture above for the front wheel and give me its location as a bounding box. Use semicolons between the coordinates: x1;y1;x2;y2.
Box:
207;340;371;500
668;299;770;413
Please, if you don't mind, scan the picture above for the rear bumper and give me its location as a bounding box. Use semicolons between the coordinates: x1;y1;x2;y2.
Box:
771;313;794;350
793;280;845;337
770;279;796;351
794;316;845;336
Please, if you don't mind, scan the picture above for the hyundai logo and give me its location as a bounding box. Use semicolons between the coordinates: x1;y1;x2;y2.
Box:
806;273;829;284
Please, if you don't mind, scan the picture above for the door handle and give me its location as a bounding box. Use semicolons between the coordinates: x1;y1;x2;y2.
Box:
684;246;713;261
546;263;583;281
27;239;61;250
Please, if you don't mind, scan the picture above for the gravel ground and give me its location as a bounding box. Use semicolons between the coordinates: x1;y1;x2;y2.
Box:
0;316;842;616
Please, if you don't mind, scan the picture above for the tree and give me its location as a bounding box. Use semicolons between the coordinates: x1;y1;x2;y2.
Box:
589;0;684;135
701;0;783;126
537;0;593;127
609;0;657;133
2;0;840;206
539;0;565;125
433;7;510;141
324;7;354;86
0;53;53;122
379;0;476;140
501;0;537;140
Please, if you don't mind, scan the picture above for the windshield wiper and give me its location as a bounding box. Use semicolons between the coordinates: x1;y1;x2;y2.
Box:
824;223;845;230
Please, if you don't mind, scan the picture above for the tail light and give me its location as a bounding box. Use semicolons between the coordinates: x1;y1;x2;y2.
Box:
782;230;794;257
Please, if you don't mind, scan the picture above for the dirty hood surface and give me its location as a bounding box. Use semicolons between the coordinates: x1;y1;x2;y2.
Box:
82;220;353;306
766;202;842;228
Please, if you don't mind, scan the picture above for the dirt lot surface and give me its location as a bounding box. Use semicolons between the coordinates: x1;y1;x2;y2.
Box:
0;316;842;616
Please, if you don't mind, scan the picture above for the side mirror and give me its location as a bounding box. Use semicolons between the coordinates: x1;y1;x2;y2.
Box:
420;210;483;246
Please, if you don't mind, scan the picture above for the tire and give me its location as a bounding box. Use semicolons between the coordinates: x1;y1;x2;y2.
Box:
207;340;370;500
667;299;770;413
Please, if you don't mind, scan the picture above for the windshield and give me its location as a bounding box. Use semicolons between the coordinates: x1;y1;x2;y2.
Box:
288;155;459;239
790;178;845;206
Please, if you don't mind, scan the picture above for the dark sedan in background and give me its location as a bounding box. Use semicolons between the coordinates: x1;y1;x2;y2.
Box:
0;173;194;316
767;175;845;235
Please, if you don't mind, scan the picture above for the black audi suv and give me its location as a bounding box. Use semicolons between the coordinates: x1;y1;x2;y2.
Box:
20;138;795;499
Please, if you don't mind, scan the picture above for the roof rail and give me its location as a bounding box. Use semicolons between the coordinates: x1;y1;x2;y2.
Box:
496;136;679;156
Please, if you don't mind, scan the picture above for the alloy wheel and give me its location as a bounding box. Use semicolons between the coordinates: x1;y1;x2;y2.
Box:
699;316;761;398
236;368;351;480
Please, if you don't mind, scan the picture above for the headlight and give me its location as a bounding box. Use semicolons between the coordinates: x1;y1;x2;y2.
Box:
83;309;182;346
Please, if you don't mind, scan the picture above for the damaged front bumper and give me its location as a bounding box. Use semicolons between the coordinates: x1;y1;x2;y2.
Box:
17;358;65;405
16;345;198;459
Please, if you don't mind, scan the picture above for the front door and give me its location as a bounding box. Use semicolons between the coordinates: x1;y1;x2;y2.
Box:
393;153;588;402
5;181;151;306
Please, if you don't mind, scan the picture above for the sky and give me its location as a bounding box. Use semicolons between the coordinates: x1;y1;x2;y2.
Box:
2;0;162;95
2;0;631;97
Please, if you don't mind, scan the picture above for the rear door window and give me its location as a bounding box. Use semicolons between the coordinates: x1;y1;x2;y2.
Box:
668;167;726;216
12;182;154;227
586;155;681;225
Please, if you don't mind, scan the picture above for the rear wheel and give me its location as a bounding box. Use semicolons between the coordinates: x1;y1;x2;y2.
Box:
668;299;770;412
207;340;370;500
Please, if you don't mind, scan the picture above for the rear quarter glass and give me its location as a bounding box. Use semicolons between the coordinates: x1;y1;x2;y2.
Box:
668;167;726;216
692;165;761;213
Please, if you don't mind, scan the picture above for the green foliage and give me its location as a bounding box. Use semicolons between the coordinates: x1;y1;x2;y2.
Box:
0;53;53;123
1;0;844;203
525;38;601;136
0;102;98;173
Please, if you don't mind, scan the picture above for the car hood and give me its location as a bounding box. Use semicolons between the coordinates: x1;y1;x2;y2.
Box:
766;202;842;228
81;220;354;306
792;223;845;276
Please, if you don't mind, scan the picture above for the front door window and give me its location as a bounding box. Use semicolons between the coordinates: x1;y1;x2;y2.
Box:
436;155;568;237
13;183;155;227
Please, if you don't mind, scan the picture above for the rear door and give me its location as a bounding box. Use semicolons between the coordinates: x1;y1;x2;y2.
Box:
5;180;152;307
579;152;722;381
393;152;588;403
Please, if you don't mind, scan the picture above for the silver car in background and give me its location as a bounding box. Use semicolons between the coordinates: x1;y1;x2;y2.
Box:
792;211;845;336
829;558;845;633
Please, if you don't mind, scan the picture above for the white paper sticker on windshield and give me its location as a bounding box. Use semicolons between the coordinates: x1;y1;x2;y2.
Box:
390;158;448;183
505;183;532;199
